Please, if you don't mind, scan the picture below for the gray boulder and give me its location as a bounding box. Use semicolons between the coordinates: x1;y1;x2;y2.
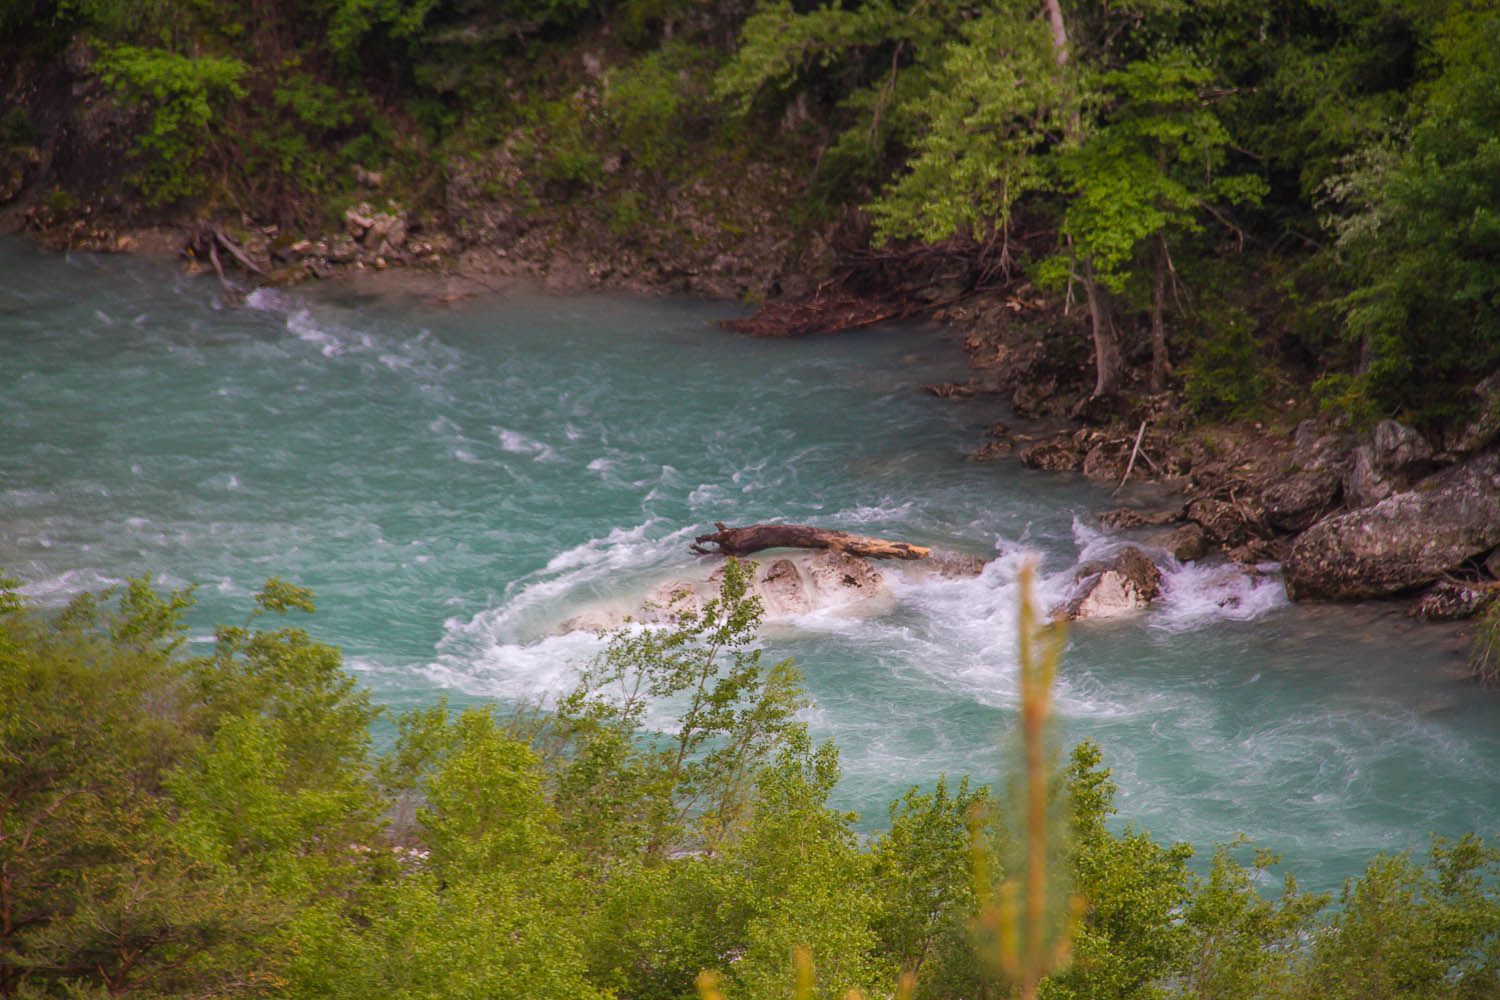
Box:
1344;445;1395;509
1447;372;1500;456
1264;468;1341;532
1284;451;1500;600
1371;419;1435;476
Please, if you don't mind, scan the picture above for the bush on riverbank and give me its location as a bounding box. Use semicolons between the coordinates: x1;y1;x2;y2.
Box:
4;570;1500;999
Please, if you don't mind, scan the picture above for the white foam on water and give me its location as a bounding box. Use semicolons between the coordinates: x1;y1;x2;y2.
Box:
19;567;126;602
496;427;560;463
1068;517;1288;631
1152;560;1288;631
429;520;703;696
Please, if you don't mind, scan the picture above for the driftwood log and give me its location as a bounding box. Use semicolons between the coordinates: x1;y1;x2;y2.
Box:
690;523;930;560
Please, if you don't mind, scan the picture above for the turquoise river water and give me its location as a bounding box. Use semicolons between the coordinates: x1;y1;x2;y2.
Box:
3;238;1496;892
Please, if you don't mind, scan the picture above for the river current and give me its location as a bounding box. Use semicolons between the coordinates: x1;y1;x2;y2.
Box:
3;238;1496;892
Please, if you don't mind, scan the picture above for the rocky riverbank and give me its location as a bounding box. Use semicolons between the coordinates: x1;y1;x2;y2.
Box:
940;293;1500;622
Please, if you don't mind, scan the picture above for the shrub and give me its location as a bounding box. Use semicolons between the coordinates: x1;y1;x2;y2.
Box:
96;44;248;204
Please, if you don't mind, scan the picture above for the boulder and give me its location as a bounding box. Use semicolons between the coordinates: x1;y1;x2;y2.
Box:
757;558;812;617
1284;451;1500;600
1446;372;1500;456
1227;538;1285;566
1186;496;1262;548
971;438;1013;461
640;580;702;620
1168;522;1210;562
1263;467;1340;532
1099;507;1182;530
1082;439;1130;482
1061;546;1163;621
1343;445;1394;509
804;549;885;601
1371;419;1435;476
1019;436;1083;472
924;549;990;577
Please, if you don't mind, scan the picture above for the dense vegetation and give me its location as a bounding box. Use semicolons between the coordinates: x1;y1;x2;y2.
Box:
5;566;1500;999
3;1;1500;428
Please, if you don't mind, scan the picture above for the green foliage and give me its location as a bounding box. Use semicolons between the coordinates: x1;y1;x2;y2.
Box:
1471;600;1500;685
554;557;809;859
1178;844;1327;1000
0;575;382;997
322;0;441;64
1182;306;1271;418
96;43;248;204
605;43;708;176
869;12;1065;244
1046;56;1266;294
1044;742;1195;1000
0;106;36;147
1324;6;1500;425
872;777;990;996
1307;835;1500;999
720;732;888;1000
8;569;1500;1000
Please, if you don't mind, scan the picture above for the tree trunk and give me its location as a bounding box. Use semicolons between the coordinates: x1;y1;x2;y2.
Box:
1150;232;1168;392
690;523;930;560
1042;0;1069;66
1081;258;1123;399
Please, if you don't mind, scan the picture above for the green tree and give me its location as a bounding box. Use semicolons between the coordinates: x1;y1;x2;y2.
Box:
553;557;809;860
1042;55;1265;395
1324;5;1500;424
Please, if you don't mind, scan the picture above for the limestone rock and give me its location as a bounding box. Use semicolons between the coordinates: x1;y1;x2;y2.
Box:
1263;468;1341;532
1168;522;1210;562
642;580;702;620
971;438;1013;461
1099;507;1182;530
1082;439;1130;482
1284;451;1500;600
924;549;990;577
1019;436;1082;472
805;549;885;601
1344;445;1394;509
1061;546;1163;620
1372;419;1434;476
1186;497;1262;548
757;558;811;617
1447;372;1500;456
1412;580;1498;622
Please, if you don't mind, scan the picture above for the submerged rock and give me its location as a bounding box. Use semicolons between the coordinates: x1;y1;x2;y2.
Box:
1060;546;1163;621
1284;451;1500;600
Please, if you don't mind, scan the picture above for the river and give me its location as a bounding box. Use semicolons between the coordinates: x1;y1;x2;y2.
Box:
2;237;1495;892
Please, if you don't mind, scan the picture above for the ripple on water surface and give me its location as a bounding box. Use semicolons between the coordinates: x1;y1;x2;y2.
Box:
2;237;1495;892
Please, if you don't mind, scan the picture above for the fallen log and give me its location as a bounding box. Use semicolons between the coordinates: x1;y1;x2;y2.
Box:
690;522;930;560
